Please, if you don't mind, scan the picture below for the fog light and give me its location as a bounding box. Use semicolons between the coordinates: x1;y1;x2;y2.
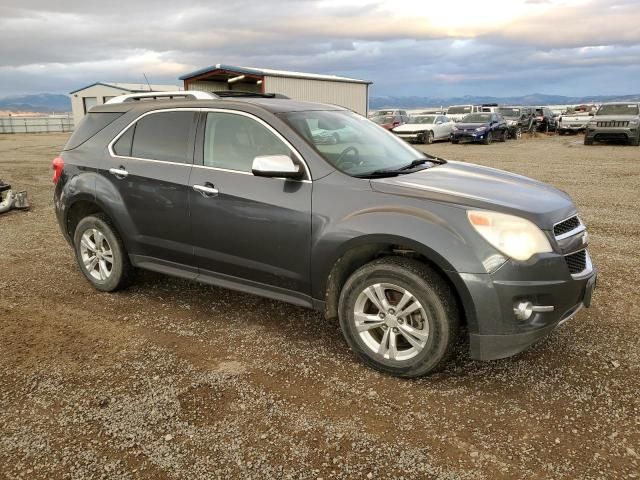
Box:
513;301;555;321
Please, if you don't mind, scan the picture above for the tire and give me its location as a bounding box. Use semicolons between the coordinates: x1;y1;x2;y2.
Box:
73;214;133;292
483;131;493;145
338;257;459;378
500;129;507;142
584;136;594;145
630;134;640;146
452;138;459;144
514;127;522;140
423;130;434;145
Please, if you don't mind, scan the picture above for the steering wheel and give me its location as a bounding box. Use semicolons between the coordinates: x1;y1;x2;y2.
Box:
336;146;360;165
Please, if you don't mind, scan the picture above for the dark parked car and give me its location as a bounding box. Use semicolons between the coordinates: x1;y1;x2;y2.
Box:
496;106;535;139
534;107;558;133
451;112;509;144
53;92;597;377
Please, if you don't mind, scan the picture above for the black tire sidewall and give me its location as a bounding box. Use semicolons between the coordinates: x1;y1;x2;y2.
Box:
424;131;434;144
338;259;456;377
73;215;127;292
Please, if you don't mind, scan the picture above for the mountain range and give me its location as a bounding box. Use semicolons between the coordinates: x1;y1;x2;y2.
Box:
1;92;640;114
0;94;72;113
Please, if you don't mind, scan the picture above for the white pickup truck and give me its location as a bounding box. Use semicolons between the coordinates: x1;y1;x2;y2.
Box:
557;106;597;134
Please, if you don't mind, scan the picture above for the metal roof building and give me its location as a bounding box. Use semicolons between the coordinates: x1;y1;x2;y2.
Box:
69;82;180;124
180;64;372;116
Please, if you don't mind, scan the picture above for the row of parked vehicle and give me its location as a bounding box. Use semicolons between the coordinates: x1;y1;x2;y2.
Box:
370;101;640;146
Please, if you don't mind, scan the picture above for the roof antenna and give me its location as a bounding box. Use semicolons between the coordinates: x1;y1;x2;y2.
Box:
143;73;152;91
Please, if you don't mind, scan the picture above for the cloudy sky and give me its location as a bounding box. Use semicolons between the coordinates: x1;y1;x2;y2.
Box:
1;0;639;98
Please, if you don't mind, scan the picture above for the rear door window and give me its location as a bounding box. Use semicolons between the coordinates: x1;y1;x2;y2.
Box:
130;111;197;163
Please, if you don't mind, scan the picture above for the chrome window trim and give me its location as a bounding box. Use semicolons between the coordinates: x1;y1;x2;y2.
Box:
107;107;312;182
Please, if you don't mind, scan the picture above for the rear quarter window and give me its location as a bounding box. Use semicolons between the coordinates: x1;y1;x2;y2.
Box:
63;112;124;150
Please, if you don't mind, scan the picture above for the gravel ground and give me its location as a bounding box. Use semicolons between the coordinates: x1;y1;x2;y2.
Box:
0;132;638;479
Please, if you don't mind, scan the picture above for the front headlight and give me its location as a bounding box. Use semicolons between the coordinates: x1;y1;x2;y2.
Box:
629;119;639;126
475;126;487;132
452;126;459;131
467;210;552;261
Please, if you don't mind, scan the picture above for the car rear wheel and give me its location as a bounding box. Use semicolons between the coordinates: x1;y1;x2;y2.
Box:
338;257;459;377
73;214;133;292
423;130;434;145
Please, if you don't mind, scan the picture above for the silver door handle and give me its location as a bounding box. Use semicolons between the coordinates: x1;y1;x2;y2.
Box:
193;184;219;196
109;167;128;178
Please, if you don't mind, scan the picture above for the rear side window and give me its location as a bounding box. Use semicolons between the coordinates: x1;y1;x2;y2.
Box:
64;112;124;151
113;125;135;156
130;111;197;163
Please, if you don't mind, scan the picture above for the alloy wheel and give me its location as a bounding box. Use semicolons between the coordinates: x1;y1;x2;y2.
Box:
353;283;429;361
80;228;114;281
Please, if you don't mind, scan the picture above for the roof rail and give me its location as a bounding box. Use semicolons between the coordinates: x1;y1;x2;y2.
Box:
105;90;219;104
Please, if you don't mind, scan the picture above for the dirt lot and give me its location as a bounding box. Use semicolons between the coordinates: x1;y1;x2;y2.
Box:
1;132;638;479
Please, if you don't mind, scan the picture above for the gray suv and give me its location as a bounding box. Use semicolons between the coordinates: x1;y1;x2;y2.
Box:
53;91;597;377
584;102;640;145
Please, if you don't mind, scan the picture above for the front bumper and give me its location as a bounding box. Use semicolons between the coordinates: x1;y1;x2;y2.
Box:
585;127;637;141
460;253;597;361
396;132;427;142
452;130;488;142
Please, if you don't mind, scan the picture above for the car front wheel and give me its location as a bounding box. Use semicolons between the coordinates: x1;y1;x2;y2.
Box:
423;130;434;144
73;214;133;292
338;257;459;377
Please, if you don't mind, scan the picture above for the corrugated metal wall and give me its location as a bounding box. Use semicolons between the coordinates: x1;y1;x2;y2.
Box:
264;77;368;115
187;80;230;92
187;81;261;93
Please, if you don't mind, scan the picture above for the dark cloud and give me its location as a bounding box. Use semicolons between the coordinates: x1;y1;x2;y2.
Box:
0;0;639;97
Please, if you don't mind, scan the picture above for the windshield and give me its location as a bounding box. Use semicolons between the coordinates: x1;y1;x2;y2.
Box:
371;115;394;125
497;108;520;117
447;106;472;114
462;113;491;123
408;115;435;124
372;110;395;117
596;104;639;116
282;110;428;177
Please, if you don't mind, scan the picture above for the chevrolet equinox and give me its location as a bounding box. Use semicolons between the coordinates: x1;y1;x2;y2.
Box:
53;91;597;377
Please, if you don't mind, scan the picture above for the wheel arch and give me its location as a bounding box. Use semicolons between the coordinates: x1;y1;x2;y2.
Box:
320;235;476;331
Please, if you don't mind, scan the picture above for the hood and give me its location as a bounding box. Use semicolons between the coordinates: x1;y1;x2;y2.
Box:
393;123;433;132
456;122;490;129
370;161;575;229
592;115;639;121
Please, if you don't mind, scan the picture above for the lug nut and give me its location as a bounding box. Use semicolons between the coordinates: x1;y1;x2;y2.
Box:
379;312;386;319
392;327;399;333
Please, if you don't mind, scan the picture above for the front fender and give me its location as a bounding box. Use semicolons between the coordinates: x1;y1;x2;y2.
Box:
310;175;504;300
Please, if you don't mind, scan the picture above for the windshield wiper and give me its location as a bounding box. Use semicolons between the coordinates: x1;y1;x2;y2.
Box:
354;157;444;178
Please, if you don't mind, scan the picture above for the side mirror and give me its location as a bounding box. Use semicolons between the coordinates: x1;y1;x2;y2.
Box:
436;121;443;125
252;155;304;179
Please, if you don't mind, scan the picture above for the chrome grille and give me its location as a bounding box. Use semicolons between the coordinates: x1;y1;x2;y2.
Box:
554;216;581;237
597;121;629;128
565;250;587;275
